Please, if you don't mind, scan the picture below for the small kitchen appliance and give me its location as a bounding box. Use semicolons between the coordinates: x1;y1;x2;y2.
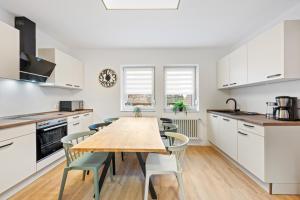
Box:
59;100;84;112
273;96;299;121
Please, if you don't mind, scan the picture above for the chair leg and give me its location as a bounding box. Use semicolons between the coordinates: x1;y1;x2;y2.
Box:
144;173;150;200
82;170;86;181
58;168;69;200
176;172;185;200
109;165;114;182
121;152;125;161
93;169;100;200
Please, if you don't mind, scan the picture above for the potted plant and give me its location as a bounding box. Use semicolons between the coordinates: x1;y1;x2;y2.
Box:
133;107;142;117
172;100;188;114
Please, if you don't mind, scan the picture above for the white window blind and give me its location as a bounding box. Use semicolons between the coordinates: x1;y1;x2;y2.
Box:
121;66;155;111
164;66;198;110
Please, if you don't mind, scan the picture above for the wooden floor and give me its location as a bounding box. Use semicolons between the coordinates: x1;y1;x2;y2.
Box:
10;146;300;200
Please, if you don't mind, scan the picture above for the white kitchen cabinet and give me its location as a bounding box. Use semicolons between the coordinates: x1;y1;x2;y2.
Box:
81;112;93;131
38;48;84;89
238;130;265;181
0;21;19;80
218;117;238;160
229;45;247;86
217;55;230;88
0;125;36;193
207;114;220;145
217;20;300;89
247;23;283;83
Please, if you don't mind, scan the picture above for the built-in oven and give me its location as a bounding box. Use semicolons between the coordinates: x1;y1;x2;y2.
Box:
36;118;67;162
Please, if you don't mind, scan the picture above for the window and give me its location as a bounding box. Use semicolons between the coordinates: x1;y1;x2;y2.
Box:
164;66;199;111
121;66;155;111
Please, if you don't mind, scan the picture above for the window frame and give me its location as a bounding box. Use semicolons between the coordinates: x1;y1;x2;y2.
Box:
120;65;156;112
163;65;199;112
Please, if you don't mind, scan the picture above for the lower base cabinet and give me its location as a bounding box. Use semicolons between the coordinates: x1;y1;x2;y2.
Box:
237;130;265;181
0;133;36;193
67;112;93;134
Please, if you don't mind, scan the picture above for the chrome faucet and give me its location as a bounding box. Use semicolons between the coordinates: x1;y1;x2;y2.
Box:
226;98;240;112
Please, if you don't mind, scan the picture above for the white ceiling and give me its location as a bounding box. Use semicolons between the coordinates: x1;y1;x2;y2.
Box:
0;0;299;48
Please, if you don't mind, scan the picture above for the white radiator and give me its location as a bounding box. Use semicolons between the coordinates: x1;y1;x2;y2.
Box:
172;119;201;145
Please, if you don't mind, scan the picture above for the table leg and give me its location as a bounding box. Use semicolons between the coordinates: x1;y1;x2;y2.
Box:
112;152;116;175
136;152;157;200
98;152;113;194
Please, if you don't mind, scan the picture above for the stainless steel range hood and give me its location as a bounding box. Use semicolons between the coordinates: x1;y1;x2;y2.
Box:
15;17;56;82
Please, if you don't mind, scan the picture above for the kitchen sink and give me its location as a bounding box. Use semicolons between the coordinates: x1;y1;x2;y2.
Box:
216;110;260;116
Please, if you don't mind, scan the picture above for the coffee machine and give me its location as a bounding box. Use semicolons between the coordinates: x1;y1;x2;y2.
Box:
274;96;299;121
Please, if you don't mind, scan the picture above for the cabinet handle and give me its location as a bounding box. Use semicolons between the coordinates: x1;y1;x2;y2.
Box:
0;142;13;149
238;131;248;136
222;84;228;87
66;84;73;87
84;114;89;117
223;118;230;122
230;83;237;86
243;124;254;128
74;85;80;88
73;116;80;119
212;115;218;118
266;74;281;79
73;122;80;126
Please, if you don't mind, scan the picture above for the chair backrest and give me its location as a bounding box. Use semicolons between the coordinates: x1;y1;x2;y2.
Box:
88;122;111;131
103;117;119;123
163;123;178;132
61;131;96;166
160;118;173;124
164;132;189;172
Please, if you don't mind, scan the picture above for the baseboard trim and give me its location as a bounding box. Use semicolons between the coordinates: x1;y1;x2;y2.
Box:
0;157;65;200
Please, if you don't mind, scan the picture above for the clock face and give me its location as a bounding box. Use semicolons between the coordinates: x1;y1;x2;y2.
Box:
99;68;117;88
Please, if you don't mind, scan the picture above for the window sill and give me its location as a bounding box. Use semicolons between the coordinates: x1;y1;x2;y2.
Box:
163;109;200;113
120;109;156;112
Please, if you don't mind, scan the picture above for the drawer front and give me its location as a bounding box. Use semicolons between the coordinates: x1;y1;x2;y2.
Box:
238;121;264;137
0;133;36;193
237;130;265;181
67;114;82;123
0;124;36;142
68;121;82;135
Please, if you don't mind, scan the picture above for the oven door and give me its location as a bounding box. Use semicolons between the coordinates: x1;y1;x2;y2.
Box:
36;123;67;162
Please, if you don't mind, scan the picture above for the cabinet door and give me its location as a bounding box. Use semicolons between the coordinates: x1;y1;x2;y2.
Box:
248;23;283;83
81;113;93;131
71;58;84;89
207;114;220;145
229;45;247;86
54;50;74;88
219;117;238;160
217;56;230;88
0;133;36;193
0;21;19;80
238;130;265;181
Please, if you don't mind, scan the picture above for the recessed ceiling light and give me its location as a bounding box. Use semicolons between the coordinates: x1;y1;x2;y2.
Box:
102;0;180;10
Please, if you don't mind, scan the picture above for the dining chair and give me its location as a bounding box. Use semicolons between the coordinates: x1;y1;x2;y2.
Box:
58;131;113;200
103;117;119;123
103;117;125;161
88;122;111;132
160;123;178;147
144;132;189;200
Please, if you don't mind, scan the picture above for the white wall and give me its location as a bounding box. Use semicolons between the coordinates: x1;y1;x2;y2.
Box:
228;3;300;114
74;48;230;144
0;7;80;117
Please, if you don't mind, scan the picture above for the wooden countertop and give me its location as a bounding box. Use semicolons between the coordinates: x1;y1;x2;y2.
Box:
207;109;300;126
0;109;93;130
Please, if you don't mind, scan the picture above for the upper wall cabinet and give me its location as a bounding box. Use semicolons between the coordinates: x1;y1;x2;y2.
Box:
217;20;300;89
217;45;247;89
0;21;19;80
38;48;84;89
217;55;230;88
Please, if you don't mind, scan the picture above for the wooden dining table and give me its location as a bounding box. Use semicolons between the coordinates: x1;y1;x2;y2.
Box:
71;117;167;199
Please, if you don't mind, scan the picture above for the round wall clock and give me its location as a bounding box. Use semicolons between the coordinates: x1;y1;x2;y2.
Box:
99;68;117;88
